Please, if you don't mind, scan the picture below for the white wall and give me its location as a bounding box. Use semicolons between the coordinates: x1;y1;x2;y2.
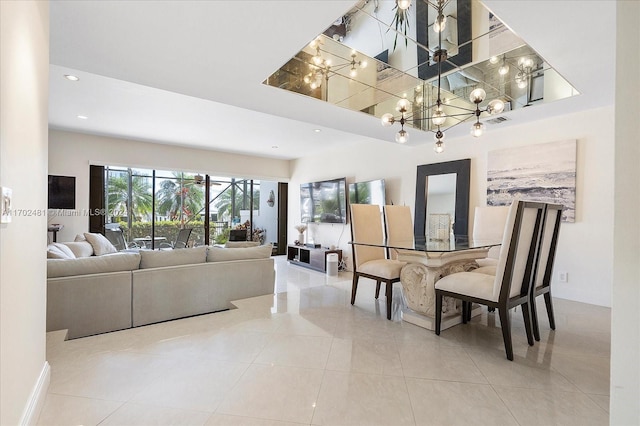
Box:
290;105;615;307
610;0;640;422
48;130;290;242
254;181;279;246
0;1;50;424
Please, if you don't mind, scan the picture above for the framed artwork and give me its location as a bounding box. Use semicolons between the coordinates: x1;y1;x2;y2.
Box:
487;140;577;222
1;187;12;224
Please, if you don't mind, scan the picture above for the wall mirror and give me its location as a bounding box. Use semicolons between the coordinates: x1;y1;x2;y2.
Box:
414;159;470;239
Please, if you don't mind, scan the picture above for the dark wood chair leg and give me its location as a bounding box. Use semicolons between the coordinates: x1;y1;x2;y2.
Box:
544;292;556;330
530;294;541;341
435;292;443;335
385;281;392;320
375;281;381;299
351;274;359;305
466;302;472;322
462;301;468;324
498;307;514;361
488;307;496;312
521;302;535;346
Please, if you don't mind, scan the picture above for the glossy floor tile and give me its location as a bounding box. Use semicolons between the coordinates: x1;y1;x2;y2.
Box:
39;256;611;425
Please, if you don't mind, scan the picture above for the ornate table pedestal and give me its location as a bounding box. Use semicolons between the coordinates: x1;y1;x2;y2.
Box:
398;248;488;331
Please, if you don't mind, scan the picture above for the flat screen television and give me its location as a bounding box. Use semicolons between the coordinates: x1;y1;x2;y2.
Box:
349;179;386;205
48;175;76;209
300;178;347;223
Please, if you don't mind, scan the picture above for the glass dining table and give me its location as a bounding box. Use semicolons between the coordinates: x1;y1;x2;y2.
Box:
350;235;501;330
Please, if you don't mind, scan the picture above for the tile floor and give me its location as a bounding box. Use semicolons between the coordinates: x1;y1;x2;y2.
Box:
39;256;611;425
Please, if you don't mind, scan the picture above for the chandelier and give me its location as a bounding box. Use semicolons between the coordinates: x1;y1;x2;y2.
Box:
380;0;505;153
302;36;368;90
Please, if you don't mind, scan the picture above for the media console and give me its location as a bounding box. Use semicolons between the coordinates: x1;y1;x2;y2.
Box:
287;245;342;273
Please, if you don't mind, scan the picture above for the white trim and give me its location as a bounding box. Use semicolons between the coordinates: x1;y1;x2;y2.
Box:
19;361;50;426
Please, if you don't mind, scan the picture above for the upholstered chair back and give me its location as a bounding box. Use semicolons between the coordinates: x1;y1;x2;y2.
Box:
473;205;510;259
492;200;544;301
350;204;386;269
534;204;562;289
384;205;414;259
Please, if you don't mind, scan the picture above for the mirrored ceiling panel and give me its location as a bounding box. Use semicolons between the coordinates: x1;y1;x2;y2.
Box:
264;0;578;142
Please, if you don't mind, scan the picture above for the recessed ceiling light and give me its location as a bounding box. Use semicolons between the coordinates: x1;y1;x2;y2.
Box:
314;129;321;133
64;74;79;81
77;115;88;120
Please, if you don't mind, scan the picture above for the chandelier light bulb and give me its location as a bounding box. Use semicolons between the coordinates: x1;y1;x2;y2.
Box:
360;60;367;68
350;68;357;78
489;56;499;64
397;0;411;10
303;75;310;84
469;88;486;104
470;122;485;137
396;129;409;144
434;141;445;153
517;79;528;89
498;63;510;76
519;57;534;69
415;95;424;104
310;82;318;90
487;99;505;115
432;110;446;125
396;98;411;112
381;113;395;127
312;55;323;66
433;14;447;33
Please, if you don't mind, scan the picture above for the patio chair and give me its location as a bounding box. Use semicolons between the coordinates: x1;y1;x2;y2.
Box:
160;228;192;249
104;227;140;251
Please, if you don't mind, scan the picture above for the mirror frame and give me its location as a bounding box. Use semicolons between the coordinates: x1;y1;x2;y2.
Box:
414;158;471;238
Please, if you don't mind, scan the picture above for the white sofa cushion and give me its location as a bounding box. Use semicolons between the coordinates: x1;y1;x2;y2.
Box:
84;232;117;256
207;244;272;262
47;243;76;259
47;252;141;278
139;246;207;269
62;241;94;258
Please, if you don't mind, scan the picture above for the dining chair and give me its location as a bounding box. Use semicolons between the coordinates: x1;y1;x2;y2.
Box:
472;205;510;267
350;204;406;320
383;205;414;261
435;200;545;360
530;203;563;341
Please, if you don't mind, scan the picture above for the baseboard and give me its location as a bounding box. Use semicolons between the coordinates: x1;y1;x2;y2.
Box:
20;361;50;426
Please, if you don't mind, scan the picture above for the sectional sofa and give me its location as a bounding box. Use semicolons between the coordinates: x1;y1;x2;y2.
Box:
46;242;275;339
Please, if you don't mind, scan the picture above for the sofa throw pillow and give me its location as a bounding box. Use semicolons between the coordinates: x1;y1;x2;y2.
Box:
52;242;76;259
62;241;94;258
207;244;272;262
84;232;118;256
224;241;261;248
139;246;207;269
47;243;75;259
74;233;87;242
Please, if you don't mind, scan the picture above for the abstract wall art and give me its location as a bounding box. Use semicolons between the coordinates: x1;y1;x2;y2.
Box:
487;139;577;222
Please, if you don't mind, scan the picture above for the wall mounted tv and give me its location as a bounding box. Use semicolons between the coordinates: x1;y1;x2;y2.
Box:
349;179;386;205
300;178;347;223
48;175;76;210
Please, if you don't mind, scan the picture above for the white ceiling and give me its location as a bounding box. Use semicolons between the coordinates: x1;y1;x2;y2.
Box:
49;0;616;160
